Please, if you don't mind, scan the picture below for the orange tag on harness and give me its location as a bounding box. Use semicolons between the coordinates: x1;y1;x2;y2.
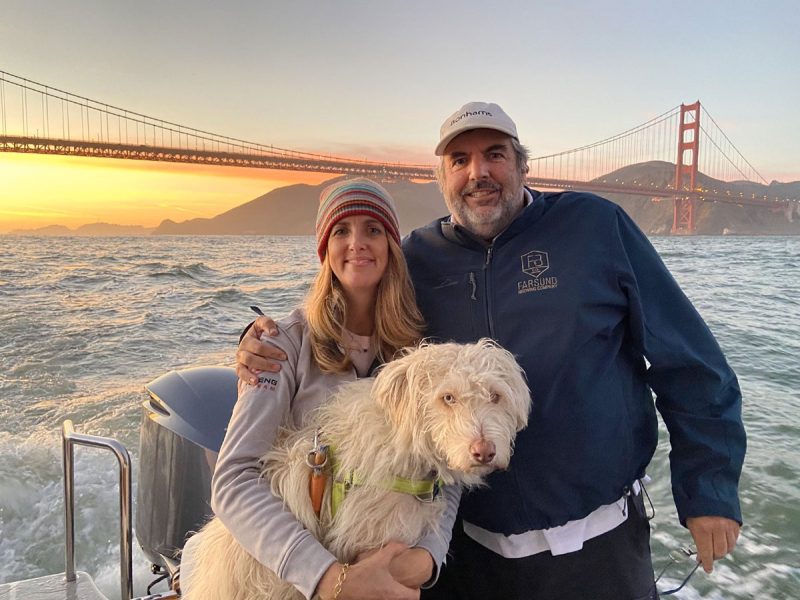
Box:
309;450;328;517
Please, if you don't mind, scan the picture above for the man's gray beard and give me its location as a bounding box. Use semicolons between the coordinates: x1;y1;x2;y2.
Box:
445;184;524;240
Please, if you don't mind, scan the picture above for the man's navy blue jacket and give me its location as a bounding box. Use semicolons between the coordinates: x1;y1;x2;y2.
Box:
402;189;745;534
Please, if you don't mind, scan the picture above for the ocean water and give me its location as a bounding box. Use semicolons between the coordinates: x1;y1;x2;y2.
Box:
0;235;798;599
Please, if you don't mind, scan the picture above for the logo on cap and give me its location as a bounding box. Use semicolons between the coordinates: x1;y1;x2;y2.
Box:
450;110;493;126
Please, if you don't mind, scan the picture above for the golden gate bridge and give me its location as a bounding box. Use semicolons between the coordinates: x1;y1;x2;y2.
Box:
1;69;797;234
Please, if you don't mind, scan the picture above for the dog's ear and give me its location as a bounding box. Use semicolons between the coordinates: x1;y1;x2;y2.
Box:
509;377;532;432
371;349;427;445
484;341;531;432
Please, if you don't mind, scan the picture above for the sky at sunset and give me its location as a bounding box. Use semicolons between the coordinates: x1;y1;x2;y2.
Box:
1;0;798;232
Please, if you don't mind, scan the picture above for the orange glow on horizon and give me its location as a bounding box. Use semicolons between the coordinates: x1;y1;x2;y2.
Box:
0;153;335;232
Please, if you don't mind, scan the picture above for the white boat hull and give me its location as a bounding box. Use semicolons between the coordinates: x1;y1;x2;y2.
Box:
0;571;107;600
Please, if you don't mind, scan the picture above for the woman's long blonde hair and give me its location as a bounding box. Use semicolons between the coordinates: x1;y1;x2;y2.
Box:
305;236;424;374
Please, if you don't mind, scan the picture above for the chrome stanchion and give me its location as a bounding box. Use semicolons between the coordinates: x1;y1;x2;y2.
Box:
62;419;133;600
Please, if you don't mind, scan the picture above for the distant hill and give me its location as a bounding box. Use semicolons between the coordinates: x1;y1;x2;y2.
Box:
10;167;800;237
153;166;800;237
152;178;449;235
9;224;73;236
598;162;800;235
10;223;155;236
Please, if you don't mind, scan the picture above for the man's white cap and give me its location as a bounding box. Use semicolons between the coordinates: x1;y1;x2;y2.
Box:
435;101;518;156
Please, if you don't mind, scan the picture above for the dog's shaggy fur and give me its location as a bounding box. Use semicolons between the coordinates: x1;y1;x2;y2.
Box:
183;340;530;600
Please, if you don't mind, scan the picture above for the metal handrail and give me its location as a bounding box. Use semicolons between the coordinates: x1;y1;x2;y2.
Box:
62;419;133;600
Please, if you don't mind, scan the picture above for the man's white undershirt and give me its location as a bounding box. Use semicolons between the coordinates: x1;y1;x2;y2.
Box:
463;479;643;558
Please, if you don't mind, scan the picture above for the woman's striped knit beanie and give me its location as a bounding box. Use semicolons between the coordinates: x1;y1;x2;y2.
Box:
315;178;401;262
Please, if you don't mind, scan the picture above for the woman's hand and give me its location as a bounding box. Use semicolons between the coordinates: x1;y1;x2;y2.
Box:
235;315;286;384
389;547;435;588
354;545;434;588
316;542;420;600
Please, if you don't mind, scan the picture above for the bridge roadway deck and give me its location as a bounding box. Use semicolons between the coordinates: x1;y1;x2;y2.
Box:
1;136;796;208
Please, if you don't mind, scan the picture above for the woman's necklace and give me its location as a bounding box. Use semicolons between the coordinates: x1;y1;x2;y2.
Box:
342;328;372;353
342;329;377;377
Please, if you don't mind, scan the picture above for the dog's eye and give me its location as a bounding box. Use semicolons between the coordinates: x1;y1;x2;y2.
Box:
490;392;500;404
442;393;456;406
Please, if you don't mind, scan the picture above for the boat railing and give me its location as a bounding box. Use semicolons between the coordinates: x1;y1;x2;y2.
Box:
62;419;133;600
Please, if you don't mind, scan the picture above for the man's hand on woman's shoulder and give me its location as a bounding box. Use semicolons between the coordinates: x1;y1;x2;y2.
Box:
236;315;287;385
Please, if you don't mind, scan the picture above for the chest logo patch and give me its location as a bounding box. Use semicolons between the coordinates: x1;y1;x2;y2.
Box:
521;250;549;278
519;250;558;294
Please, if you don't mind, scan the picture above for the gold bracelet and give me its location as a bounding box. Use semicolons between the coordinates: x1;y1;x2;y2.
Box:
332;562;349;600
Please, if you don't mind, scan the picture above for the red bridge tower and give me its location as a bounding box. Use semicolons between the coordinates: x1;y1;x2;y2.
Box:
672;101;701;234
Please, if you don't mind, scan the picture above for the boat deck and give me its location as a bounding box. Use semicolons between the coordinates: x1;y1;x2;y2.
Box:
0;571;108;600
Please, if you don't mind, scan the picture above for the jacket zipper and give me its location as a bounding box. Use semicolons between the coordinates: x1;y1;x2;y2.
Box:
484;245;495;337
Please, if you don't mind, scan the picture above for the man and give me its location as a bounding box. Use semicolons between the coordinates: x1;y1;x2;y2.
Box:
237;102;745;599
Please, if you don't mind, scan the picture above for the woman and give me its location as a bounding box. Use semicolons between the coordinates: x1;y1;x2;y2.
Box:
181;178;449;600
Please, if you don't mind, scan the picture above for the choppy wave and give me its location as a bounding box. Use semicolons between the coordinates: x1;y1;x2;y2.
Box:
0;234;798;599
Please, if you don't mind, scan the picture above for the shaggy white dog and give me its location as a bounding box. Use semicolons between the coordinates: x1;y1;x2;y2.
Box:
183;339;530;600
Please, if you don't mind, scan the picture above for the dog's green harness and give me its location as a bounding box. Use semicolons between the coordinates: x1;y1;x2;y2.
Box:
329;448;444;517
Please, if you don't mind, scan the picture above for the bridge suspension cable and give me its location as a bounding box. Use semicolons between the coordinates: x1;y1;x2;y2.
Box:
527;106;682;184
0;69;430;171
698;106;768;185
